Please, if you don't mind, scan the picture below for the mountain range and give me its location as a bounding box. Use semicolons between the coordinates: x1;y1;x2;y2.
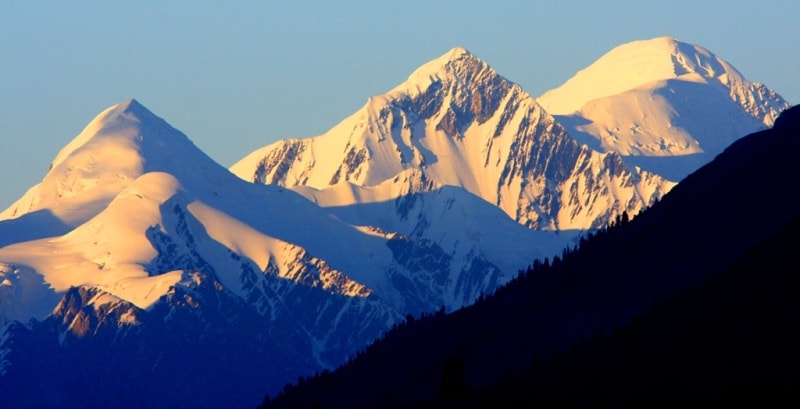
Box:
0;36;791;408
261;104;800;408
231;46;673;231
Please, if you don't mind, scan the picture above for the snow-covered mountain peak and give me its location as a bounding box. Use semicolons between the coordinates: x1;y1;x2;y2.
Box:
447;46;470;57
1;99;232;226
233;46;673;231
388;46;509;101
401;46;474;81
50;98;163;169
537;36;746;115
231;47;535;192
536;37;789;181
104;97;147;118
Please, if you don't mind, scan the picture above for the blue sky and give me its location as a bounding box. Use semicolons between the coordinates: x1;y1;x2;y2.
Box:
1;1;798;210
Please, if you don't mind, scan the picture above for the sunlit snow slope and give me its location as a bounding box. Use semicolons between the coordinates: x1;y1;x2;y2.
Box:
0;100;549;406
232;47;673;231
0;99;568;385
0;100;398;326
537;36;790;181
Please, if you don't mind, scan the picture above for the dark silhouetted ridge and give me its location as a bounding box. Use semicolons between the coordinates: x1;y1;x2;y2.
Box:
259;105;800;408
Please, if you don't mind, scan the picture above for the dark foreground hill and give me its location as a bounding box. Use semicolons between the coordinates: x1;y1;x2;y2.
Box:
464;211;800;408
260;105;800;408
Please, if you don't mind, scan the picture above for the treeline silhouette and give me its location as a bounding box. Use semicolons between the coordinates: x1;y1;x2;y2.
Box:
258;105;800;409
464;212;800;408
261;209;642;408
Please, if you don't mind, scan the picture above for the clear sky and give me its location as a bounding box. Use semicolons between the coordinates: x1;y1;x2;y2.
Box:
2;1;798;210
